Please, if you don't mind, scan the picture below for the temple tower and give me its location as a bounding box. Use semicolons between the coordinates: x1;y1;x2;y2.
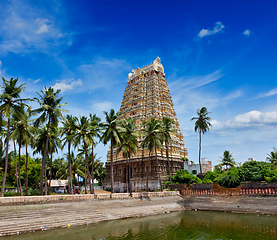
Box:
104;57;188;192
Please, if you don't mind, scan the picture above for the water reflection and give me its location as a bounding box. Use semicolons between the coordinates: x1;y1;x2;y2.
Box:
5;211;277;240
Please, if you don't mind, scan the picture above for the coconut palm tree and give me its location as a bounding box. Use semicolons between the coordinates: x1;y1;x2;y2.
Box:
88;113;102;194
10;104;27;196
75;116;94;194
118;118;139;193
70;153;85;184
32;87;67;195
101;109;121;193
61;115;78;194
33;124;61;194
191;107;212;178
219;150;236;169
141;118;163;192
46;127;61;193
266;147;277;165
0;77;29;197
20;107;36;195
91;155;106;186
160;117;176;188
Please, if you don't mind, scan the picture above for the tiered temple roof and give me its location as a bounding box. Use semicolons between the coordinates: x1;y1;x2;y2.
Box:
107;57;188;162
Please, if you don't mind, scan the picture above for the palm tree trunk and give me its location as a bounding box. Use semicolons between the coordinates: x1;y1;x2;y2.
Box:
155;147;162;192
165;142;172;189
13;141;19;194
1;117;11;197
68;142;73;195
83;142;91;194
84;157;87;194
146;150;150;192
40;115;51;195
44;160;47;195
18;137;23;196
110;139;114;193
91;145;94;194
128;147;132;194
25;144;28;196
126;157;129;193
199;131;203;177
48;154;53;193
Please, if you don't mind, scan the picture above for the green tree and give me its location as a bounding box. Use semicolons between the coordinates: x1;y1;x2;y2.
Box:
266;147;277;165
20;107;36;195
141;118;163;192
160;117;176;188
88;153;106;186
0;77;29;197
191;107;212;178
118;118;139;193
61;115;77;194
10;104;27;196
32;87;67;195
70;153;85;184
218;150;236;170
75;116;94;194
46;126;61;193
88;113;102;194
33;124;61;194
214;167;241;188
171;169;202;185
101;109;121;193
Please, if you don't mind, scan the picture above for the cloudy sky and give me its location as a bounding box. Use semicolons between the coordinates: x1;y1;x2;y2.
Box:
0;0;276;166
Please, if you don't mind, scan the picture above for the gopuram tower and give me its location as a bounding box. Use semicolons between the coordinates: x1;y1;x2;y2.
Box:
104;57;188;192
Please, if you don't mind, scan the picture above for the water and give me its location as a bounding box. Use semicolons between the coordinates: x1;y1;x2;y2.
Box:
5;211;277;240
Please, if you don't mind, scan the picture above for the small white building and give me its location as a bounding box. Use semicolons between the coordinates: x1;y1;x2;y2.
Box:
184;158;213;176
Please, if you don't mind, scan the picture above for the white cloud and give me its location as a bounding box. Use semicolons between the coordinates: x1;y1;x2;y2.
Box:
91;101;114;119
78;58;131;91
0;60;2;66
52;79;83;92
253;87;277;99
243;29;251;36
0;1;70;54
36;23;49;34
169;69;224;91
198;22;225;38
213;110;277;130
33;78;41;83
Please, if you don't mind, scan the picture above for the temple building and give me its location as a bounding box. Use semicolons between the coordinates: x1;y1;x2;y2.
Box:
104;57;188;192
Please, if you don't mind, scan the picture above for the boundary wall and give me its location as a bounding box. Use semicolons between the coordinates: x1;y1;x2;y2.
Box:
0;191;179;205
168;182;277;196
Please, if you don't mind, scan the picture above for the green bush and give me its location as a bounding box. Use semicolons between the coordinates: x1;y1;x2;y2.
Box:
239;161;277;182
171;169;202;185
214;168;241;188
4;192;20;197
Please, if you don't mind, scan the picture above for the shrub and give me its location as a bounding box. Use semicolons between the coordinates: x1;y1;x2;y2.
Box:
214;168;241;188
171;169;202;185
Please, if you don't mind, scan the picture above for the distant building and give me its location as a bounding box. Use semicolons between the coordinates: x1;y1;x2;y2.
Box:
248;158;255;161
184;158;213;176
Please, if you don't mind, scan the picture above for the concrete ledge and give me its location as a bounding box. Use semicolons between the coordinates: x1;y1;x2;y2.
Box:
95;194;111;200
0;194;95;205
131;191;179;198
0;191;180;205
111;193;130;199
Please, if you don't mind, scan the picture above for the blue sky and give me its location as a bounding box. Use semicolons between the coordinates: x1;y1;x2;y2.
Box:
0;0;276;166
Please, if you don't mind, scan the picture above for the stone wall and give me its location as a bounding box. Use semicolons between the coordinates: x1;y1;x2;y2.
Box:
0;191;180;205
